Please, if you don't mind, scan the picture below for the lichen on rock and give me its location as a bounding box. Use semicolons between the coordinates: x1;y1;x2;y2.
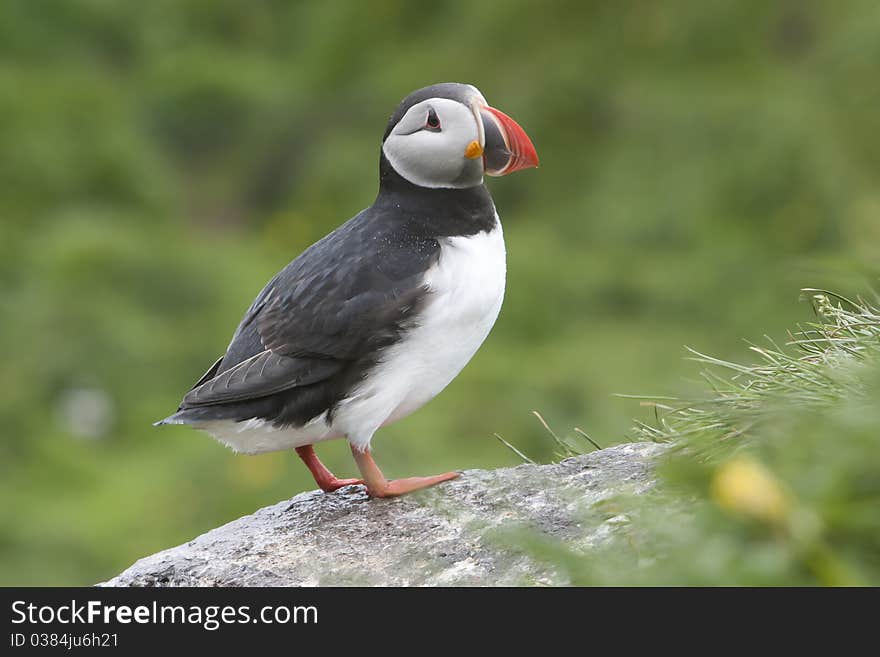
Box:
101;442;663;587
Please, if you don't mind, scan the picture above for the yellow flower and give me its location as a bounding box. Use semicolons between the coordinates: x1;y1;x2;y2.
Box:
711;457;790;524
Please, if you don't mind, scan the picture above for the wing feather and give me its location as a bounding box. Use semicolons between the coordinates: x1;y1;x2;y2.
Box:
176;209;440;410
181;351;342;407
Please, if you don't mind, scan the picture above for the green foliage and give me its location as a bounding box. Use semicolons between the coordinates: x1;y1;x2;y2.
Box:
1;1;879;584
529;292;880;585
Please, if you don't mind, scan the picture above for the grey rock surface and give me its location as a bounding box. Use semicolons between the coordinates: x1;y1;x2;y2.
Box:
101;442;664;587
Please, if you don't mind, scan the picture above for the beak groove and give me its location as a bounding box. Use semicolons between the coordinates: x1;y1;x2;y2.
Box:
479;105;539;176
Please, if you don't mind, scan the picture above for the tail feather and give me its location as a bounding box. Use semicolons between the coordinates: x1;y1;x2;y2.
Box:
153;405;236;427
153;411;186;427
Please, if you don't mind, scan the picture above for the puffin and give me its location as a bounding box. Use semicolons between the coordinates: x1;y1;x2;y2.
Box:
156;83;539;498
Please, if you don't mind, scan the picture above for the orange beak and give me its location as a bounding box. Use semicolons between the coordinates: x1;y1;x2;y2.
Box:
479;105;539;176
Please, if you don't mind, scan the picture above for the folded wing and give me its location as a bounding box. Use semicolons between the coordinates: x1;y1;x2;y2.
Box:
176;211;441;411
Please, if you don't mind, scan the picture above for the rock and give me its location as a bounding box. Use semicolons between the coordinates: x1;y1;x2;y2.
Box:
101;442;664;587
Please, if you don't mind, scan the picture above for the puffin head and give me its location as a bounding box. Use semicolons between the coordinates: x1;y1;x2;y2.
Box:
381;83;539;189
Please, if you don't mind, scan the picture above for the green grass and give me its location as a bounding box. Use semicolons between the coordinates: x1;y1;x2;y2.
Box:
526;289;880;585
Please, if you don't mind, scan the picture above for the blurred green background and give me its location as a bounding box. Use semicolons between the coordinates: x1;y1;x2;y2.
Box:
1;0;879;585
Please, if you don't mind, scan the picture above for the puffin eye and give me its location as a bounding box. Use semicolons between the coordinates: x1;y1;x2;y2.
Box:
425;108;441;131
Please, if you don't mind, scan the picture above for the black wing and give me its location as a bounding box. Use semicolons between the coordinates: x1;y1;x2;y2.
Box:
180;209;439;409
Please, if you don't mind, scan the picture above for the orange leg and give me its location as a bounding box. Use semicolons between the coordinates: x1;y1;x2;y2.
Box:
295;445;363;493
350;445;459;498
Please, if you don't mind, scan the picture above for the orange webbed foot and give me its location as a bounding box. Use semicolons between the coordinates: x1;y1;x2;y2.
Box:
296;445;364;493
349;444;460;498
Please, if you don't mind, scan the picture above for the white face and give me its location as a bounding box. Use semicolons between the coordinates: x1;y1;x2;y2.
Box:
382;96;485;189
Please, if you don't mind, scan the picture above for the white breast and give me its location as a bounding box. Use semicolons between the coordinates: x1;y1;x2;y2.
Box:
198;215;506;455
333;216;507;449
